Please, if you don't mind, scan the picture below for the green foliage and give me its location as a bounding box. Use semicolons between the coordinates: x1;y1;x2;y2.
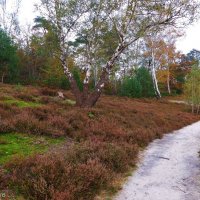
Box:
44;74;70;90
43;67;83;90
73;68;83;91
3;98;41;108
184;65;200;113
119;67;155;98
136;67;155;97
120;77;142;98
0;29;19;82
42;62;71;89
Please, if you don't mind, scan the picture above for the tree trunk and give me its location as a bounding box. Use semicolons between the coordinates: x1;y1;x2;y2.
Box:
77;93;101;108
71;43;126;108
73;88;102;108
151;50;161;98
74;70;108;108
167;74;171;95
167;65;171;95
1;72;5;83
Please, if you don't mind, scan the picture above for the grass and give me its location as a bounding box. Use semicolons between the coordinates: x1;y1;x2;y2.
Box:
3;99;41;108
0;133;65;165
65;99;76;105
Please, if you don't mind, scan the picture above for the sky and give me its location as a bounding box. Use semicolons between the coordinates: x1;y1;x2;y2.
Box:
176;22;200;54
6;0;200;54
18;0;39;25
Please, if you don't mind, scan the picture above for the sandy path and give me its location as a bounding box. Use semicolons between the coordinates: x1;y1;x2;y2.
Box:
114;121;200;200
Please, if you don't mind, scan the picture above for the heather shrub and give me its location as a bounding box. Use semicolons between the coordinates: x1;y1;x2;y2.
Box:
0;107;12;118
29;107;50;120
0;119;15;133
40;88;58;96
67;111;89;131
66;141;137;173
14;93;36;102
13;113;54;136
0;168;7;189
6;155;110;200
0;102;13;111
0;84;199;200
38;96;51;104
48;115;71;134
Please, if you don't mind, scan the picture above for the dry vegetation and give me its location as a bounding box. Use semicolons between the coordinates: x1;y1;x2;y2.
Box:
0;83;199;200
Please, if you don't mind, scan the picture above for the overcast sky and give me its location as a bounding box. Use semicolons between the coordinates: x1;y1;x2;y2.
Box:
18;0;39;25
10;0;200;54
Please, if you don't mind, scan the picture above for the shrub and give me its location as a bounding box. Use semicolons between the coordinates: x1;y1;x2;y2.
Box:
0;84;199;200
66;141;137;173
119;67;155;98
6;155;110;200
0;167;7;189
40;88;58;97
120;77;142;98
13;113;54;136
14;93;36;102
136;67;155;97
0;119;15;133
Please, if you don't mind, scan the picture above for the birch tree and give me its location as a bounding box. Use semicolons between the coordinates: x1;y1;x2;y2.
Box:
185;65;200;114
146;35;162;98
157;30;182;95
145;31;181;97
36;0;199;107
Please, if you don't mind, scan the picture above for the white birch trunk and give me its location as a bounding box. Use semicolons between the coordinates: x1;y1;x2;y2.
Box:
167;69;171;95
167;54;171;95
151;48;161;98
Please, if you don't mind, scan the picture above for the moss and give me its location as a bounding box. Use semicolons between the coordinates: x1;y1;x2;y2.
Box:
65;99;76;106
0;133;65;164
3;99;41;108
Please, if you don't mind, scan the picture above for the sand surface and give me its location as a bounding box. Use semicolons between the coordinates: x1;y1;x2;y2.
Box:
115;121;200;200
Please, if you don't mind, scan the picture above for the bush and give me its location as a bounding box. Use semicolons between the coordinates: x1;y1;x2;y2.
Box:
4;140;137;199
136;67;155;97
0;119;15;133
119;67;155;98
0;167;8;189
13;112;58;136
44;75;70;90
14;93;36;102
40;88;58;96
0;84;199;200
66;141;137;173
6;154;110;200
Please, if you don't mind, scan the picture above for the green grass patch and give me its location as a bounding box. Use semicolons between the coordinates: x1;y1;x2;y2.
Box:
0;133;65;165
3;99;41;108
65;99;76;105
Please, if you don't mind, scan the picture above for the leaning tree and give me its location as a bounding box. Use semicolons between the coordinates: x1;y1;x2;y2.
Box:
36;0;199;107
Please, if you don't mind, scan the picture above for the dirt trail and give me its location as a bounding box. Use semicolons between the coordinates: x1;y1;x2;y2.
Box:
114;121;200;200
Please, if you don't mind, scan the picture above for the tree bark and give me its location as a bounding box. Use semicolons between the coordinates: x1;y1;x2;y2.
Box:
167;53;171;95
1;72;5;83
167;67;171;95
66;42;126;108
151;49;161;98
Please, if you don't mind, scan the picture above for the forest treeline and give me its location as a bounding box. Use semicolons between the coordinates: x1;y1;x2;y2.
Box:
0;0;200;106
1;26;198;97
